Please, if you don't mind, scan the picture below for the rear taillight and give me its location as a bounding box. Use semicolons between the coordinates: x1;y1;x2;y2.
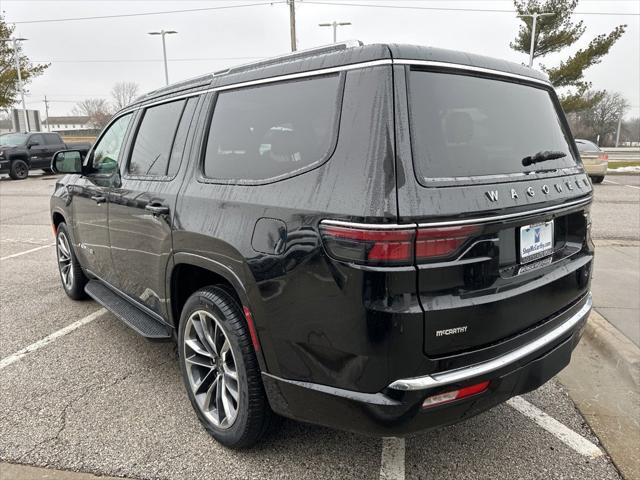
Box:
320;223;479;266
422;380;490;408
598;153;608;161
415;225;480;260
319;225;415;266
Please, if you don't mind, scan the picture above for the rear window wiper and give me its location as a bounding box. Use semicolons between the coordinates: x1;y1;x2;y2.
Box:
522;150;566;167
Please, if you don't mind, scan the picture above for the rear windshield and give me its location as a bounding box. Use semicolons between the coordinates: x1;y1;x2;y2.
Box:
408;70;577;182
576;140;600;152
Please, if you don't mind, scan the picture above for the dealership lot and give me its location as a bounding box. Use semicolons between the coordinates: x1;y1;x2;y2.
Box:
0;174;636;479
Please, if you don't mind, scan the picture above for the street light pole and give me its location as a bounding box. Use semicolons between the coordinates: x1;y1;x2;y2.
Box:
517;12;554;67
319;21;352;43
288;0;297;52
148;30;177;85
0;37;30;131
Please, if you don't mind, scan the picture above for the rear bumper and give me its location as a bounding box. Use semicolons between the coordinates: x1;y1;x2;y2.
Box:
584;163;607;176
263;293;591;437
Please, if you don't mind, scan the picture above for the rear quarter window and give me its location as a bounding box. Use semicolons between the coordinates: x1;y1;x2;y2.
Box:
202;74;342;183
408;69;578;183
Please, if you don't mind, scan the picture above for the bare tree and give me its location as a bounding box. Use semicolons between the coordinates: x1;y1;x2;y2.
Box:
567;91;629;146
73;98;112;129
111;81;140;110
585;92;629;146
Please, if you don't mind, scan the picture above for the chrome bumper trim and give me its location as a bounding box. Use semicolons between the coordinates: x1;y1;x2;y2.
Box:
388;293;592;391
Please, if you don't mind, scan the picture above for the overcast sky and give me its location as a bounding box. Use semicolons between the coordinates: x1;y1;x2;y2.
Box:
2;0;639;118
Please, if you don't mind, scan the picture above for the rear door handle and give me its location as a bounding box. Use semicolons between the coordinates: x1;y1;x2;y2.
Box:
91;195;106;204
145;203;170;215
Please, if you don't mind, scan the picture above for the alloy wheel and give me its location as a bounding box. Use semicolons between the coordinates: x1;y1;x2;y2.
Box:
16;163;27;179
184;310;240;429
57;231;74;290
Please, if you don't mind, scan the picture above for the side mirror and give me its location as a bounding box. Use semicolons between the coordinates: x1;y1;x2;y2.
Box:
51;150;83;174
27;141;39;149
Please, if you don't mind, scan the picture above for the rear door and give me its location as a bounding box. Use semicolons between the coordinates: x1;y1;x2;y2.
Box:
27;134;49;168
43;133;66;166
108;96;200;318
395;65;593;359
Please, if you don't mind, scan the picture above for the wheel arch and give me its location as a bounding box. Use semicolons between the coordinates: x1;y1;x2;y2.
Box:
9;154;30;165
167;252;268;371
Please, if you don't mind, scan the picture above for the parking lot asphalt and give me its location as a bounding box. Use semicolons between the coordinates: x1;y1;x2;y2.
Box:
0;172;630;480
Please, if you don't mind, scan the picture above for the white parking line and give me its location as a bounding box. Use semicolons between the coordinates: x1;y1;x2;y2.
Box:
0;308;106;371
380;437;405;480
0;243;55;261
507;396;603;458
603;179;640;190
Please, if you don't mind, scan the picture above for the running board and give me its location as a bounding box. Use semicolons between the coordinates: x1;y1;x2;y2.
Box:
85;280;172;339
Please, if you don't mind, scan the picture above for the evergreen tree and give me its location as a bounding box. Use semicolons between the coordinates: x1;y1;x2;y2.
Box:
511;0;626;112
0;15;48;110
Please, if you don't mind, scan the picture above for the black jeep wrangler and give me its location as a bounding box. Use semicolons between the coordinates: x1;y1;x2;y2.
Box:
50;42;593;448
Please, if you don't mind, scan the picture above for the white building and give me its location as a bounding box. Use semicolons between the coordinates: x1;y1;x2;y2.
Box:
43;116;91;132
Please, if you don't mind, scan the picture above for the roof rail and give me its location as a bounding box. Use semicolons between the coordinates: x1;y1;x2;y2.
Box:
134;73;214;103
213;40;364;77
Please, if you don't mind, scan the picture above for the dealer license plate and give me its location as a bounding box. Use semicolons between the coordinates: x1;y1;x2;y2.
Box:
520;221;554;263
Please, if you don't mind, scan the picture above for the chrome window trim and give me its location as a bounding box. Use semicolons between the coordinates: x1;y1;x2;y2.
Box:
321;196;591;230
388;293;591;391
394;59;551;86
121;57;550;114
120;59;394;115
212;59;392;92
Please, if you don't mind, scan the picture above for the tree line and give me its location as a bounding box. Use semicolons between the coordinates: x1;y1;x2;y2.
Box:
73;81;140;129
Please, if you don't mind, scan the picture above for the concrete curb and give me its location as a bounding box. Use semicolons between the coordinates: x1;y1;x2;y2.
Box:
583;310;640;387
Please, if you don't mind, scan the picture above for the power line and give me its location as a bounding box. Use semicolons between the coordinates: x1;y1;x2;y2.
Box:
11;1;285;24
32;57;264;64
304;1;640;16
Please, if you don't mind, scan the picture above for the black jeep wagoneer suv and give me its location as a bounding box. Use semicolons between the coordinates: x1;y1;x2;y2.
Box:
50;42;593;448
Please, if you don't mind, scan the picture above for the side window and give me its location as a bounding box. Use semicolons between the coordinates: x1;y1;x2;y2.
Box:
30;134;45;146
128;99;186;177
91;113;133;174
168;97;198;177
203;74;342;182
44;133;61;145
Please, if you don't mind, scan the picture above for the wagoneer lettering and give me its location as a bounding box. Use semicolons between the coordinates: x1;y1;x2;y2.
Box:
50;41;593;448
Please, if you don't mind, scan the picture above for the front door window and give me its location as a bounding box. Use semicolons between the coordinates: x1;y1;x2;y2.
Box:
90;113;133;175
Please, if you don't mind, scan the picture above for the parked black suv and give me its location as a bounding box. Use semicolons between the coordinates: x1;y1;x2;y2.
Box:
50;42;593;448
0;132;91;180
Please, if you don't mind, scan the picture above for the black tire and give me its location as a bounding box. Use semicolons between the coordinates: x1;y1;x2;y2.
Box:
590;175;605;184
9;159;29;180
178;287;274;448
55;222;88;300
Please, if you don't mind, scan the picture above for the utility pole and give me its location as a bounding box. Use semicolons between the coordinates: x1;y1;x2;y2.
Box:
0;37;30;131
288;0;297;51
517;12;554;67
615;113;623;147
148;29;177;85
319;21;352;43
44;95;51;132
